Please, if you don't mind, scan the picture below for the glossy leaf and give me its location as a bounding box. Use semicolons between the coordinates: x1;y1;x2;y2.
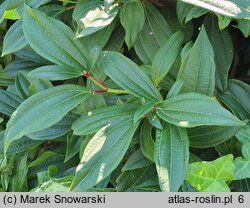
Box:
122;149;152;172
204;15;233;92
157;93;245;128
133;102;154;124
5;85;90;147
203;181;230;192
72;104;138;135
219;80;250;120
242;143;250;160
120;1;145;49
101;51;163;101
180;0;250;18
177;26;215;96
4;60;41;76
81;22;115;51
15;72;31;99
238;19;250;38
27;79;53;96
27;113;78;141
2;19;27;56
23;5;88;70
73;0;118;38
185;7;208;23
180;41;193;63
0;131;42;155
28;65;82;81
0;89;23;116
134;1;173;63
65;134;85;162
234;157;250;180
71;118;138;191
186;154;234;191
167;80;184;98
116;165;156;192
139;121;155;162
155;122;189;192
152;31;184;86
189;125;242;148
236;126;250;144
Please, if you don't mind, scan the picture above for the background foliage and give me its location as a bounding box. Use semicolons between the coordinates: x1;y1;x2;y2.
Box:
0;0;250;192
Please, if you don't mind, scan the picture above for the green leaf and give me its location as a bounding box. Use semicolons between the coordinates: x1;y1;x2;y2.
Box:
15;72;31;99
104;26;125;52
10;153;28;191
0;0;10;23
2;19;27;56
120;1;145;49
176;1;193;25
0;68;14;86
87;46;101;71
72;104;138;135
0;89;23;116
27;112;78;140
217;15;231;30
155;122;189;192
4;85;90;148
242;143;250;160
27;79;53;96
34;176;73;192
73;0;118;38
234;157;250;180
147;113;163;130
238;19;250;38
71;118;138;191
81;22;115;51
23;5;88;70
0;131;42;155
4;60;41;76
167;80;184;98
186;154;234;192
29;151;57;168
203;180;230;192
122;149;152;172
6;0;23;10
14;45;49;64
189;125;242;148
134;1;173;64
204;15;234;92
181;41;193;63
139;120;155;162
116;165;156;192
101;51;162;101
152;31;184;86
157;92;245;128
180;0;250;19
65;134;85;162
185;7;208;23
236;126;250;144
215;138;241;157
219;80;250;120
181;180;199;192
133;102;154;124
177;26;215;96
135;175;160;192
231;179;250;192
28;65;82;81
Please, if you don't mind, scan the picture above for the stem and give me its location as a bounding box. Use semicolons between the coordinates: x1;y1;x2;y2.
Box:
83;71;128;94
58;0;77;3
107;88;128;94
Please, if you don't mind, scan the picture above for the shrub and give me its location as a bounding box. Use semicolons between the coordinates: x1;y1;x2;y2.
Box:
0;0;249;192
